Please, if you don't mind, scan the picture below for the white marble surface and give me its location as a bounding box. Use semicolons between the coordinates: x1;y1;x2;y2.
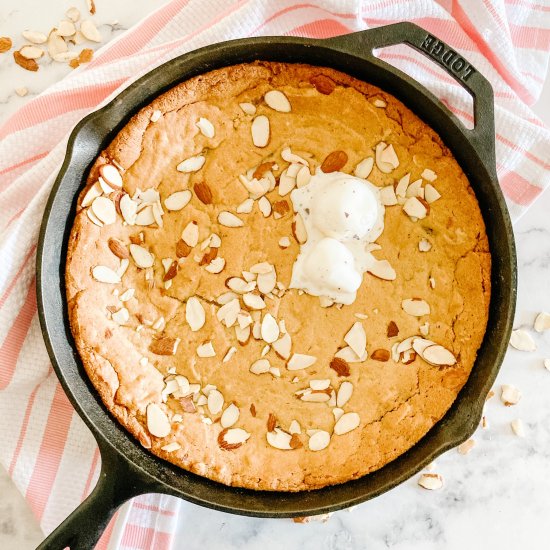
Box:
1;1;550;549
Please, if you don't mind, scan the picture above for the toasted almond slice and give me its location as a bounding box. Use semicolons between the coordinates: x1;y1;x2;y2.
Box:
281;147;309;166
117;259;129;278
418;473;443;490
336;381;353;407
81;182;102;207
351;157;373;179
146;403;171;438
257;270;276;295
218;427;250;450
308;430;330;451
92;265;120;284
217;298;240;328
278;168;296;196
395;173;410;198
135;205;155;226
457;439;476;455
149;337;180;356
207;390;224;415
223;346;237;363
509;329;536;351
424;183;441;204
119;288;135;302
239;102;256;115
534;312;550;332
334;412;360;435
298;389;331;402
150;109;162;122
161;442;181;453
310;379;330;390
375;142;399;173
264;90;291;112
272;333;292;360
295;165;311;188
129;244;153;268
373;98;387;108
242;293;265;310
177;155;205;173
287;353;316;371
22;30;47;44
411;337;436;356
267;428;293;450
226;277;255;293
91;196;116;225
58;20;76;37
334;346;367;363
292;213;307;244
403;196;428;220
205;257;225;274
501;384;522;406
165;190;191;211
217;291;238;305
251;115;270;147
261;313;279;343
402;298;430;317
380;185;398;206
186;296;205;331
405;178;423;198
289;420;301;435
98;164;123;189
422;344;456;366
111;307;129;325
80;19;102;42
250;261;272;275
418;239;432;252
197;342;215;358
344;322;366;358
236;198;254;214
19;45;43;59
421;168;437;182
511;419;525;437
196;117;215;138
250;358;270;374
218;211;244;228
279;237;291;249
242;271;256;282
120;194;137;225
47;31;67;57
366;258;396;281
258;196;272;217
235;324;251;344
220;403;239;428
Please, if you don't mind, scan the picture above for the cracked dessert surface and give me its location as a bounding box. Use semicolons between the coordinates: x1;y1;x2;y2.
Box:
65;61;491;491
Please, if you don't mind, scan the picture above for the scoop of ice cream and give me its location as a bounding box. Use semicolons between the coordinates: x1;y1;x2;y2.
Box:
303;237;362;295
311;176;379;242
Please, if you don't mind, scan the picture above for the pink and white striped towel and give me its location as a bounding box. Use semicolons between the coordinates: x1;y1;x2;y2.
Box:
1;0;549;548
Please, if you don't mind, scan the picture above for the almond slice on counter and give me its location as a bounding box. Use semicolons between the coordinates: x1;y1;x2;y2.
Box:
80;19;102;42
218;428;250;450
22;30;47;44
334;412;360;435
146;403;171;438
267;428;293;450
186;296;205;331
308;430;330;451
272;333;292;360
534;312;550;332
177;154;206;173
218;211;244;228
92;265;121;284
287;353;316;371
511;419;525;437
375;142;399;173
251;115;270;147
418;473;443;490
501;384;522;406
221;403;239;428
509;329;536;351
47;31;67;58
264;90;291;112
197;342;216;358
321;150;348;173
250;358;271;375
19;45;43;59
402;298;430;317
165;190;191;211
457;439;476;455
344;322;366;358
336;381;353;407
129;244;154;268
239;102;256;115
196;117;215;138
149;337;180;356
354;157;374;179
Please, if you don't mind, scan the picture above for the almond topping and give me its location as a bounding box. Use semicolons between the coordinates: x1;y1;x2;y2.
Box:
165;190;191;211
196;117;215;138
108;238;129;259
334;412;360;435
264;90;291;112
321;150;347;173
422;168;437;182
308;430;330;451
243;293;266;310
149;337;180;356
239;102;256;115
310;74;335;95
92;265;121;284
375;142;399;173
146;403;171;438
221;404;239;428
177;155;206;173
129;244;154;268
194;182;213;204
251;115;270;147
344;322;366;358
387;321;399;338
182;221;199;247
163;260;178;282
218;211;244;228
330;357;350;377
267;428;294;450
403;196;428;220
261;313;280;343
186;296;205;332
287;353;316;371
278;236;291;249
218;428;250;450
366;258;396;281
292;213;307;244
250;358;270;375
334;346;367;363
354;157;374;179
509;329;536;351
199;247;218;266
207;389;224;415
457;439;476;455
380;185;398;206
336;381;353;407
205;257;225;274
91;196;116;225
267;413;277;432
272;333;292;360
176;239;192;258
217;298;240;328
421;344;456;366
197;342;215;358
402;298;430;317
424;184;441;204
371;349;390;362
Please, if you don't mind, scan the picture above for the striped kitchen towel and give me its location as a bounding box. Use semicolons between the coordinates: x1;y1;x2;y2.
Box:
1;0;549;548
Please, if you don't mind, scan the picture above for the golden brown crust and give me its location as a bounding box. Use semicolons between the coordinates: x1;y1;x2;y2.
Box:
66;61;491;491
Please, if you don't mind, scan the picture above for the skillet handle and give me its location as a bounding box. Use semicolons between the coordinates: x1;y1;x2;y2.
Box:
36;441;158;550
327;22;496;170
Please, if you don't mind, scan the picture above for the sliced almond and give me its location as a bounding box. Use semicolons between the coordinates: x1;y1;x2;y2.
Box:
380;185;398;206
251;115;270;147
334;346;367;363
257;270;276;295
240;293;264;310
182;221;199;247
272;333;292;360
120;194;137;225
177;155;205;173
344;322;366;358
266;428;293;450
336;381;353;407
418;473;443;490
334;412;360;435
395;173;410;198
421;168;437;182
250;358;270;375
226;277;255;293
236;198;254;214
108;238;129;259
366;258;396;281
278;168;296;196
235;324;251;345
264;90;291;112
197;342;215;358
402;298;430;317
221;403;239;428
19;45;43;59
279;236;291;249
146;403;171;438
207;390;224;415
165;190;191;211
321;150;347;173
258;196;272;217
261;313;280;344
308;430;330;451
135;205;155;226
406;178;423;198
92;265;121;284
57;20;76;37
119;288;135;302
217;298;240;328
509;329;536;351
501;384;522;406
403;196;428;220
375;142;399;173
373;98;387;108
330;357;350;377
457;439;476;455
218;211;244;228
150;109;162;122
129;244;153;268
295;165;311;188
80;19;102;42
205;257;225;274
194;182;213;205
511;419;525;437
186;296;205;332
47;31;67;58
22;30;47;44
239;102;256;115
218;427;250;450
354;157;374;179
91;196;116;225
150;337;180;356
422;345;456;366
424;183;441;204
534;312;550;332
419;239;432;252
196;117;215;138
292;213;307;244
287;353;316;371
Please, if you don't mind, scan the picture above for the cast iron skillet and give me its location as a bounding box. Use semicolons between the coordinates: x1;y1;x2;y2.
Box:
36;22;516;550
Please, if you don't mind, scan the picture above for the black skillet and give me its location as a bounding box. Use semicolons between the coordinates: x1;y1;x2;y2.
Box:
36;22;516;550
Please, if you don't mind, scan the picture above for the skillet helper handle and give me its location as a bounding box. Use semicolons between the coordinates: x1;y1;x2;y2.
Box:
329;22;496;170
36;442;155;550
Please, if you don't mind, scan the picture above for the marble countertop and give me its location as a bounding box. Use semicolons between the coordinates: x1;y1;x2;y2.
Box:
1;1;549;549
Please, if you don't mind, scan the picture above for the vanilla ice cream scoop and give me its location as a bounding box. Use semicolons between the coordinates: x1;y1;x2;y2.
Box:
311;177;379;241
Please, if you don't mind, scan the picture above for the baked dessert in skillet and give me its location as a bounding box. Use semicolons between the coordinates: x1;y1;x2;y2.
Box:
66;61;491;491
